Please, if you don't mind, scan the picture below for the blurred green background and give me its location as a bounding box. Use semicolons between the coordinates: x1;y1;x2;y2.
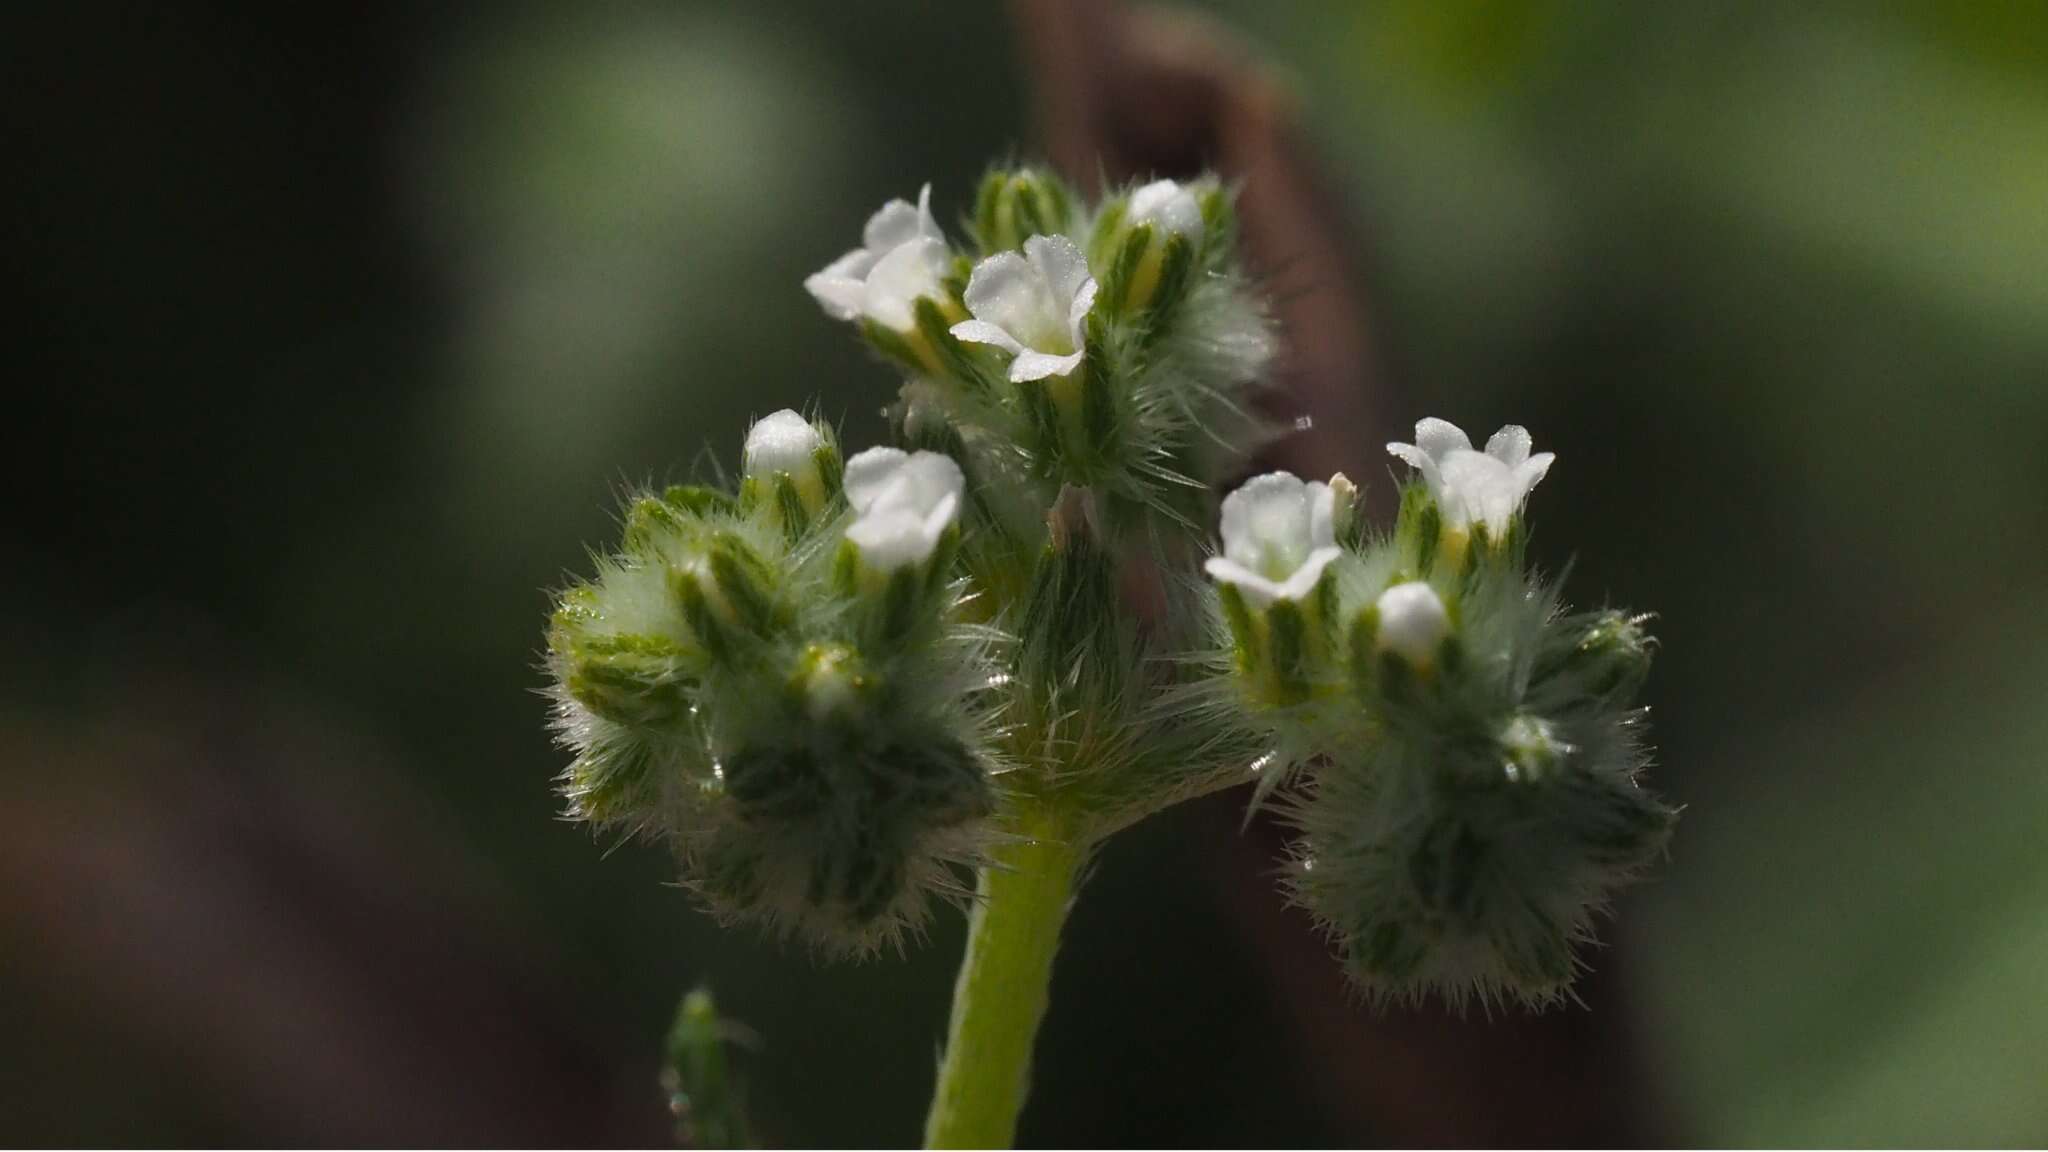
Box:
10;0;2047;1144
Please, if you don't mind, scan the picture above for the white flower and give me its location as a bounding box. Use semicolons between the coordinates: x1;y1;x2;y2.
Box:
949;235;1098;382
1386;418;1554;536
842;447;965;572
805;184;951;332
1127;178;1203;238
1374;581;1449;666
1204;472;1343;609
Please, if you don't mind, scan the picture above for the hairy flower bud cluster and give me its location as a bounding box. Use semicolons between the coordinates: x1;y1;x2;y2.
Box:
1202;418;1675;1006
545;410;1002;953
806;169;1273;541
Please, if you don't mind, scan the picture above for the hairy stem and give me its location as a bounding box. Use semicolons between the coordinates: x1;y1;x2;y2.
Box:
923;808;1082;1148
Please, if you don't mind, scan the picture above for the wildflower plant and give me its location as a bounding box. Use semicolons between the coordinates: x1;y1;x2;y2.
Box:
543;165;1675;1146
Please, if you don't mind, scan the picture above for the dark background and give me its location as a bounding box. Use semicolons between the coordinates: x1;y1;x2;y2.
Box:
10;0;2048;1144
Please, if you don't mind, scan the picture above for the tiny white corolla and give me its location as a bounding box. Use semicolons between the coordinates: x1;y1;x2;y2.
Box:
1126;178;1203;238
841;447;966;573
1386;418;1554;537
804;185;951;332
743;409;830;511
1204;472;1343;609
1374;581;1450;666
949;235;1098;382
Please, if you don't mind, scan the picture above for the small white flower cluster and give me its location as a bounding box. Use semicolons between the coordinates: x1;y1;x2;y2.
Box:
798;175;1260;515
1205;418;1552;674
741;409;964;575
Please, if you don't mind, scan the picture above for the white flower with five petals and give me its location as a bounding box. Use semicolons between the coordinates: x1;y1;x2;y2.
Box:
1126;178;1203;238
1386;418;1555;536
804;185;951;332
841;447;965;573
1204;472;1342;609
949;235;1098;382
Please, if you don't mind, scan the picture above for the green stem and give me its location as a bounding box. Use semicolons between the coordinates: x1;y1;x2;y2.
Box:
924;810;1082;1148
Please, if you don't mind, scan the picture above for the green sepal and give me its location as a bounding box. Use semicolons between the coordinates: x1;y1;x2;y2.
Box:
812;440;844;505
859;316;937;378
1087;199;1129;269
972;167;1075;254
1218;581;1259;673
707;532;787;639
664;483;735;518
1104;222;1154;317
831;536;861;598
564;632;695;727
1265;597;1310;704
773;474;809;540
1141;232;1196;341
624;494;695;556
1347;604;1381;696
1396;483;1442;574
671;565;731;665
914;296;994;393
1078;317;1118;463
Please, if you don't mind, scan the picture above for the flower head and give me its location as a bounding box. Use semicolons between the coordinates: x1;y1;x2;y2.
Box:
1204;472;1343;609
805;184;951;332
1373;581;1449;667
1386;418;1554;536
842;447;965;573
949;235;1098;382
1127;178;1203;238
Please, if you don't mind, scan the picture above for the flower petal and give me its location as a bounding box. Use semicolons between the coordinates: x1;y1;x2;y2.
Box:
863;184;937;253
962;250;1052;343
1026;234;1092;311
1414;418;1473;462
843;447;909;514
1204;556;1289;610
1386;442;1442;494
1274;546;1342;602
949;319;1024;354
804;271;867;321
1008;348;1084;382
1514;452;1554;499
1485;424;1533;467
845;507;932;572
1307;481;1335;549
1128;179;1203;237
1065;276;1099;346
863;237;949;330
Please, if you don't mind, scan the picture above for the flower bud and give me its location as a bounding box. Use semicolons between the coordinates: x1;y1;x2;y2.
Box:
1370;581;1450;669
1090;178;1213;319
670;533;788;661
971;166;1076;254
741;409;841;532
561;632;697;728
1542;609;1655;702
791;642;868;723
